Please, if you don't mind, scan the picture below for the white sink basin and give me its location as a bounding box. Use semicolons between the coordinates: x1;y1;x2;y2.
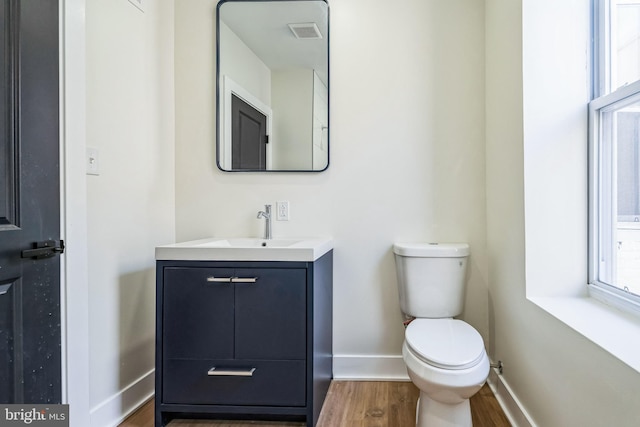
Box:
155;237;333;262
195;238;302;248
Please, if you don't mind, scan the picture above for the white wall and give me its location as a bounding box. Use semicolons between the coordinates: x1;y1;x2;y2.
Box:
219;22;271;106
486;0;640;425
271;69;313;169
85;1;175;426
175;0;487;377
522;0;589;298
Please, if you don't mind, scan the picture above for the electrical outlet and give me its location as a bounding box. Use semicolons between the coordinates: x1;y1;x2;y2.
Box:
276;201;290;221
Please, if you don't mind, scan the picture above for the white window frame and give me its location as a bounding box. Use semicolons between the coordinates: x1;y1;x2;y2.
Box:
588;0;640;315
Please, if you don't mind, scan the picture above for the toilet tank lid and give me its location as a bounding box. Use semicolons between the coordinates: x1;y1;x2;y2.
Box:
393;243;469;257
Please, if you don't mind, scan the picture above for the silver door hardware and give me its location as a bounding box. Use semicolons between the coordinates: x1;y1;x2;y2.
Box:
206;277;258;283
0;284;12;296
206;276;232;283
231;277;258;283
208;367;256;377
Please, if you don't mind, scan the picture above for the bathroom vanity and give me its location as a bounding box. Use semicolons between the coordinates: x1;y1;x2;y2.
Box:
154;238;333;427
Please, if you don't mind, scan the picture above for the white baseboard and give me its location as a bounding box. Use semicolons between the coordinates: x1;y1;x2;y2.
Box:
333;354;409;381
89;369;155;427
487;368;536;427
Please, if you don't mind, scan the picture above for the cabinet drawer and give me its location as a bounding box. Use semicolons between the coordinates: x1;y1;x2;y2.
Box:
163;359;306;407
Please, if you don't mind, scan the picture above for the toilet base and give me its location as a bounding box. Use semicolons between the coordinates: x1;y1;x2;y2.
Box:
416;392;472;427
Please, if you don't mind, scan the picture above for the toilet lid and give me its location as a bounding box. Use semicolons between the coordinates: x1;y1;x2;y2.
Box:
405;319;485;370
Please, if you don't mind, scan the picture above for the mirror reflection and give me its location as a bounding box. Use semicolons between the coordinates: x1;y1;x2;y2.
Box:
217;0;329;172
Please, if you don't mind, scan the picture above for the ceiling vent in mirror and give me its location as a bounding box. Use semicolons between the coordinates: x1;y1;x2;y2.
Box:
288;22;323;39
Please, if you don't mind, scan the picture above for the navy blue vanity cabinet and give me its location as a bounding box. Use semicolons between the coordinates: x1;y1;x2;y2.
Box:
155;251;332;427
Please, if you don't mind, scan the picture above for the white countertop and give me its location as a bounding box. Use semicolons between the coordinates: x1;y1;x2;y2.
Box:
155;237;333;262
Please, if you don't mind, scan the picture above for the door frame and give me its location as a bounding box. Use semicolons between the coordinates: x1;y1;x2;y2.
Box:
220;75;272;170
60;0;91;425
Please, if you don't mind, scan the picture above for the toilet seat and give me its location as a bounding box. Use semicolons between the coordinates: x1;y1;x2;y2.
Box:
405;318;485;370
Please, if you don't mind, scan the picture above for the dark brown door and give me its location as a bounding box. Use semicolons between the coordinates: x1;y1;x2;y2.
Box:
231;94;267;170
0;0;61;404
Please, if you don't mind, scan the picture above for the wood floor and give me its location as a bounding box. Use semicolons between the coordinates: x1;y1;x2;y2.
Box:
119;381;510;427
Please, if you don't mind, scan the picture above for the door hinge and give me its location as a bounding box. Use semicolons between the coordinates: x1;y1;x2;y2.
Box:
21;240;65;259
265;135;269;144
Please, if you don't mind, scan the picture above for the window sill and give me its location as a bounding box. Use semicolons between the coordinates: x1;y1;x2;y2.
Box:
528;295;640;373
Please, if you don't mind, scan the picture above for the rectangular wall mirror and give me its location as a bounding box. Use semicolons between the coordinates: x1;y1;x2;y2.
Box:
216;0;329;172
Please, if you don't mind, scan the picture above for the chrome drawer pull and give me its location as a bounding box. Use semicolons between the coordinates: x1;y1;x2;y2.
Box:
231;277;258;283
206;276;231;283
208;367;256;377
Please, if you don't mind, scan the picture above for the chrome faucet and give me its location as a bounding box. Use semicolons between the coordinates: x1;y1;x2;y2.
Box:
256;204;272;240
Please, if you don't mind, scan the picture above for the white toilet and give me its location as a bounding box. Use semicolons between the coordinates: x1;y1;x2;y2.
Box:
393;242;489;427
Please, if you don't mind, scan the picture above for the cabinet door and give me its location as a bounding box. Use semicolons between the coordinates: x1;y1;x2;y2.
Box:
234;268;306;360
163;267;235;359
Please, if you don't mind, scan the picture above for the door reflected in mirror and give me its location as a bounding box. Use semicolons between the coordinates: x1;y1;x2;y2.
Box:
217;0;329;172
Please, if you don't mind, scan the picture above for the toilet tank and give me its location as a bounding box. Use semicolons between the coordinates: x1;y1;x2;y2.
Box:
393;243;469;318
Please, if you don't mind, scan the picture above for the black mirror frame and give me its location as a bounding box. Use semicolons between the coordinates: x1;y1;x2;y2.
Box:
215;0;330;173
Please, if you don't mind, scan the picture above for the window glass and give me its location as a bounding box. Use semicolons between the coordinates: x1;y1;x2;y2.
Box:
597;96;640;295
612;1;640;91
591;0;640;300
